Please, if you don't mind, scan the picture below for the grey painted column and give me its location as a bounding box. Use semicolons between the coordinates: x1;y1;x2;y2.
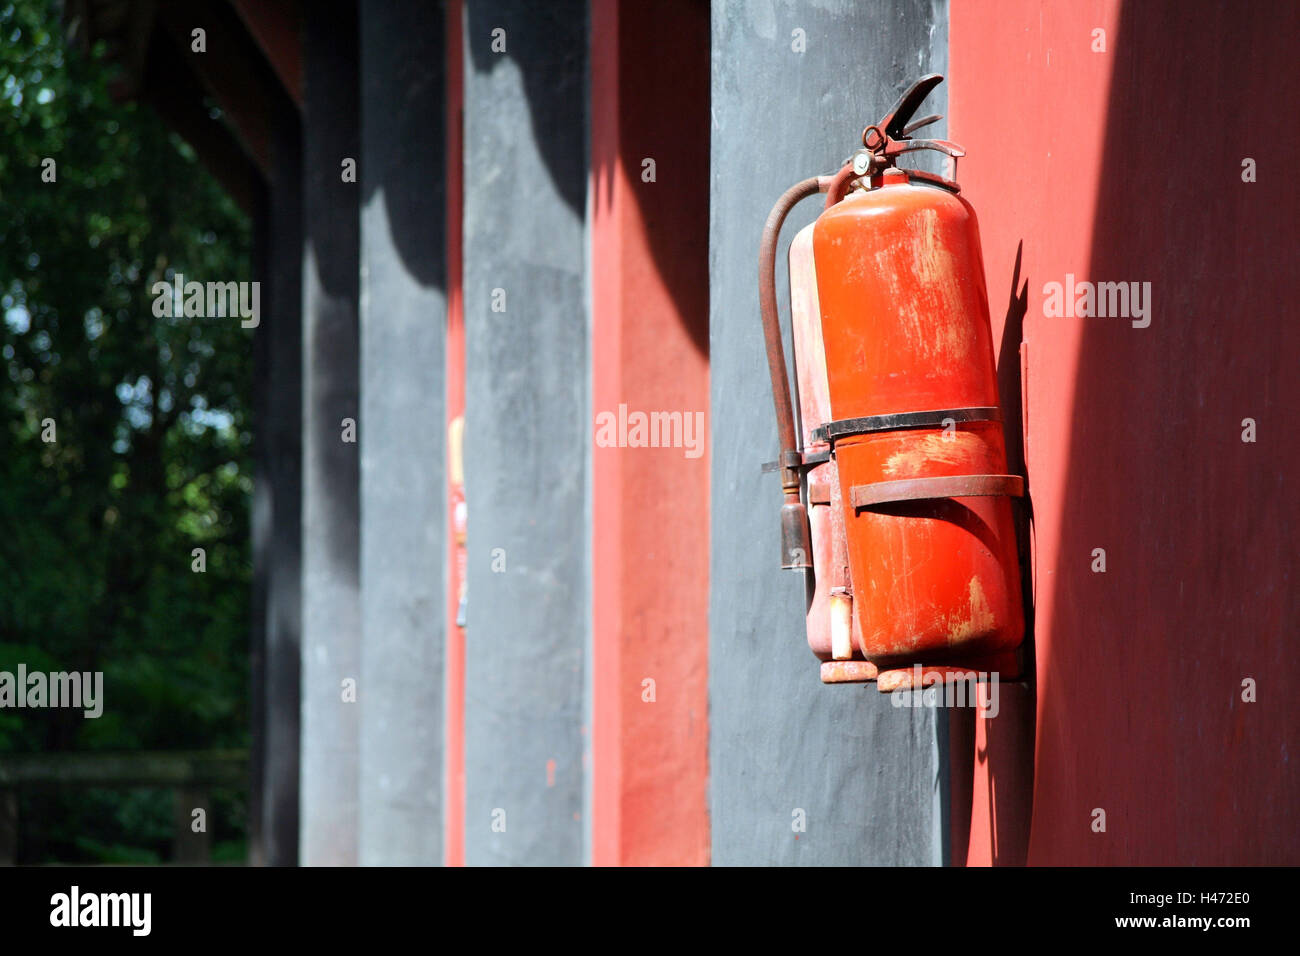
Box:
709;0;952;865
357;0;447;866
256;87;303;867
300;0;361;866
462;0;589;866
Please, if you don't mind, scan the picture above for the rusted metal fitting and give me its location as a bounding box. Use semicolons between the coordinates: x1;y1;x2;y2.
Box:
851;148;875;177
856;74;965;189
780;498;813;570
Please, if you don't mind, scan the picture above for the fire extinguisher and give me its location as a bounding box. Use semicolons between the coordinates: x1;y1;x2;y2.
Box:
760;74;1025;690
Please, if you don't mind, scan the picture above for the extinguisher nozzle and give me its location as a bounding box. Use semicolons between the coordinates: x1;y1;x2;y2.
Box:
780;500;814;570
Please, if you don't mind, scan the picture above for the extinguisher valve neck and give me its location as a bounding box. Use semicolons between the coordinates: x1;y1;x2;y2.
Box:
856;74;965;191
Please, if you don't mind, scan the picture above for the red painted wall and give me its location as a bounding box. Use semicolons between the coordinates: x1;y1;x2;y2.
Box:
951;0;1299;864
589;0;711;866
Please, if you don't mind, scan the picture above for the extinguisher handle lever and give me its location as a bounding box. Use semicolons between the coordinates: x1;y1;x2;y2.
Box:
878;73;945;141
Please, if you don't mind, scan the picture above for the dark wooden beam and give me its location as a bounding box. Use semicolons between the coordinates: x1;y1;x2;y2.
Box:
151;0;288;175
231;0;302;107
63;0;160;98
139;28;263;213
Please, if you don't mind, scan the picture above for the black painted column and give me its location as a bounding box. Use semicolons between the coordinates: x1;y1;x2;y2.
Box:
299;0;361;866
357;0;447;866
253;81;303;867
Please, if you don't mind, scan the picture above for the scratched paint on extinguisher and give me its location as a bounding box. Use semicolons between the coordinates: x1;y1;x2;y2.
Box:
811;173;1023;666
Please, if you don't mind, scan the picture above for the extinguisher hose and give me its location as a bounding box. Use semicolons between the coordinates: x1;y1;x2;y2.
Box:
758;169;847;495
759;167;852;570
823;162;858;209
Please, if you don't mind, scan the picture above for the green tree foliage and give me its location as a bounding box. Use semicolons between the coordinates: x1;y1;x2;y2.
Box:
0;0;251;861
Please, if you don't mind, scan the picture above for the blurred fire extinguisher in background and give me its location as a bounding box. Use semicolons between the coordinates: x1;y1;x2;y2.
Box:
760;74;1026;692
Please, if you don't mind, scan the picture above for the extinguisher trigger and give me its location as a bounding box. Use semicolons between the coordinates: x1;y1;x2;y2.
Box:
901;113;943;137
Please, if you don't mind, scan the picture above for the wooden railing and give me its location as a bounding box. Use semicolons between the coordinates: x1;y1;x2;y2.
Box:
0;750;248;864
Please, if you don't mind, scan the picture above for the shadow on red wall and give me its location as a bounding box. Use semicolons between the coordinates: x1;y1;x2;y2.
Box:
1036;0;1299;863
949;0;1299;865
947;240;1036;867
